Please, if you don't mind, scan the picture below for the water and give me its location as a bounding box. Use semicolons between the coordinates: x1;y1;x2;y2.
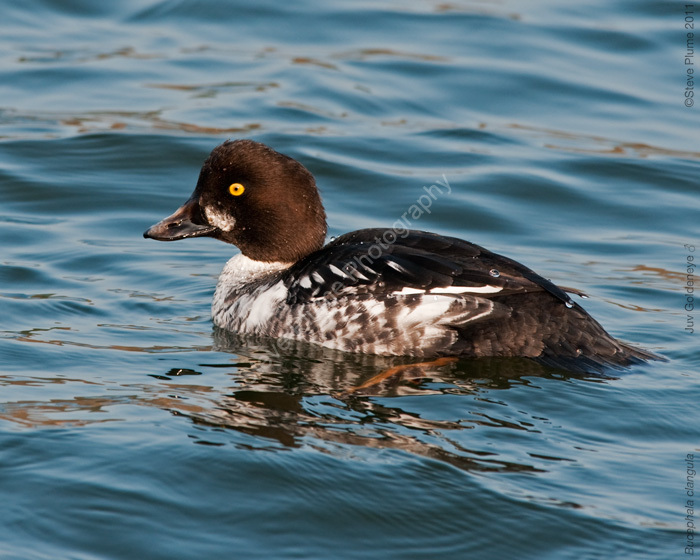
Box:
1;1;698;558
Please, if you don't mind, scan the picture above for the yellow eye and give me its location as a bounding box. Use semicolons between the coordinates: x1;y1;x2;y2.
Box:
229;183;245;196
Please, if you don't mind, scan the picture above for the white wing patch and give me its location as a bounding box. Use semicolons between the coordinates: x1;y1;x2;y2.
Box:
385;259;409;274
393;287;425;295
430;285;502;294
328;264;349;278
392;285;502;296
386;293;497;333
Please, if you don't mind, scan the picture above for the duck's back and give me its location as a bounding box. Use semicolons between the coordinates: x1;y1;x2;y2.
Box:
213;229;659;372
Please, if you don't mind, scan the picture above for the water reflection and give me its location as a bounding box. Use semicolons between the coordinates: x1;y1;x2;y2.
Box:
130;333;612;468
164;331;600;473
0;326;610;478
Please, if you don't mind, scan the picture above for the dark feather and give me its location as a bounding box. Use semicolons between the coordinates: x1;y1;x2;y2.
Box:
280;228;662;371
284;229;572;305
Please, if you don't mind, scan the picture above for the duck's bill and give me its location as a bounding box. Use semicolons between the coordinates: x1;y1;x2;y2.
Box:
143;199;217;241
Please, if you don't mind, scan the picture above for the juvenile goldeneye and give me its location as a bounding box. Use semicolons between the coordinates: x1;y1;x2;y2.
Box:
144;139;661;371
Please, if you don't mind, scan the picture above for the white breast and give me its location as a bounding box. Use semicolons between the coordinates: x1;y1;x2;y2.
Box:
212;254;292;332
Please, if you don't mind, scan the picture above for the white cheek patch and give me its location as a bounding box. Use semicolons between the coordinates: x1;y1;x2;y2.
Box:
204;206;236;232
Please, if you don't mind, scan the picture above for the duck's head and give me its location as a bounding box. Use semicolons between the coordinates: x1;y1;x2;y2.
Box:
144;140;327;263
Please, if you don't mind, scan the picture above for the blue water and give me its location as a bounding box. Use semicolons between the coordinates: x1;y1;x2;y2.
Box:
1;1;698;558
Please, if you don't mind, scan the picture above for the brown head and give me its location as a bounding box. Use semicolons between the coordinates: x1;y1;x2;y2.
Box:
144;140;327;263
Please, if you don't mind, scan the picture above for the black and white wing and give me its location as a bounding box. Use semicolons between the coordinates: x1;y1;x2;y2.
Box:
283;228;574;309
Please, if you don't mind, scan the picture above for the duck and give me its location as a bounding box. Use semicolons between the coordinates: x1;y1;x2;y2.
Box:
144;139;661;372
